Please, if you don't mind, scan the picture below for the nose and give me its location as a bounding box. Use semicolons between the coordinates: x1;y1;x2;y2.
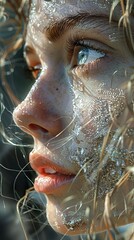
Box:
13;66;73;141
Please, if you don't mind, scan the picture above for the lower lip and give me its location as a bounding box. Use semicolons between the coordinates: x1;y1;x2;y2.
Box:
34;174;75;194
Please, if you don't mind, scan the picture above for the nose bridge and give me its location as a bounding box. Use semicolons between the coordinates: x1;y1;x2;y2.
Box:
13;62;73;138
26;62;66;104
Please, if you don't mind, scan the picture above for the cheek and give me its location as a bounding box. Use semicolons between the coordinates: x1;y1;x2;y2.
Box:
73;85;126;132
70;86;127;183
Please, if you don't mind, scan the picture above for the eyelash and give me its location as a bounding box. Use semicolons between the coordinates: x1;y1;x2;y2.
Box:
66;36;108;75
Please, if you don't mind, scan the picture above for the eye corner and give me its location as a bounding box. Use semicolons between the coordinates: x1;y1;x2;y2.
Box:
27;64;42;80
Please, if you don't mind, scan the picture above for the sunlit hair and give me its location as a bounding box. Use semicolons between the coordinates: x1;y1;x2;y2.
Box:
0;1;134;240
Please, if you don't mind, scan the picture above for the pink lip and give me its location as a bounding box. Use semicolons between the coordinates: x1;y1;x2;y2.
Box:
34;173;74;194
29;151;75;194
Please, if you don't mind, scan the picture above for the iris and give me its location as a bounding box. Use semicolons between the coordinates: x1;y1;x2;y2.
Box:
77;48;105;65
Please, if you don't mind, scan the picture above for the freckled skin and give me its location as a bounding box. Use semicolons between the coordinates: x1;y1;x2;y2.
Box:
13;0;134;236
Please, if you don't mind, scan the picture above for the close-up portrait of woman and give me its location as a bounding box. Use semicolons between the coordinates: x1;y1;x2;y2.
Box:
0;0;134;240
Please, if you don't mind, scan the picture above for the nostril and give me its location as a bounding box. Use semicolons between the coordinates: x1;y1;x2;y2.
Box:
29;123;48;133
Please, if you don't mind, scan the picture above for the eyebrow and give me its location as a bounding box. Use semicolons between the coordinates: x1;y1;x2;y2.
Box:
44;12;116;42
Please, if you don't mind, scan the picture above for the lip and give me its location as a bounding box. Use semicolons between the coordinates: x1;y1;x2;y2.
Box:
29;151;76;194
34;173;75;194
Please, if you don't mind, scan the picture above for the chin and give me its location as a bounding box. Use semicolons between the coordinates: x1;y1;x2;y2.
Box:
45;195;88;236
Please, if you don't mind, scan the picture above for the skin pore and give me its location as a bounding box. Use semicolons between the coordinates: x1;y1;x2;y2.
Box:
13;0;134;236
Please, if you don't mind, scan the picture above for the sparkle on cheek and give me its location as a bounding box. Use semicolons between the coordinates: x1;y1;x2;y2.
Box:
60;204;86;231
66;84;129;195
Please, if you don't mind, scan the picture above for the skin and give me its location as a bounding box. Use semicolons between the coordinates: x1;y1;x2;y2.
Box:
13;0;134;236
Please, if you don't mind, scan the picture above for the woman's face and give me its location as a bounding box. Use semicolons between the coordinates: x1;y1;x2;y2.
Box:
13;0;134;236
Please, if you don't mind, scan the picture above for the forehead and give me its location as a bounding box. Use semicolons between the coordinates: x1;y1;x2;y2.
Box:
27;0;133;50
31;0;114;8
30;0;118;25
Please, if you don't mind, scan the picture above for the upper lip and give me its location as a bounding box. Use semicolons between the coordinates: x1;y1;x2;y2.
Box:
29;151;75;176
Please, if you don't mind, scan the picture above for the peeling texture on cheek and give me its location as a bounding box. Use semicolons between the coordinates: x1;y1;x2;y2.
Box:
61;207;85;231
66;84;132;196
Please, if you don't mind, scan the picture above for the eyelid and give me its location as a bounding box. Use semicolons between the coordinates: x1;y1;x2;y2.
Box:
69;40;108;69
65;36;113;79
66;36;114;62
77;40;110;54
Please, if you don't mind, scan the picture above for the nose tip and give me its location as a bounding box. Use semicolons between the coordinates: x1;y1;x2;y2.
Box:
13;99;66;141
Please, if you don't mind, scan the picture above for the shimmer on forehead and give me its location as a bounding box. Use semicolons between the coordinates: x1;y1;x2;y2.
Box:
30;0;113;20
32;0;112;4
29;0;120;35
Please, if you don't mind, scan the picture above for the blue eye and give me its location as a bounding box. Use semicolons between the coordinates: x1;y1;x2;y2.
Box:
77;48;105;65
